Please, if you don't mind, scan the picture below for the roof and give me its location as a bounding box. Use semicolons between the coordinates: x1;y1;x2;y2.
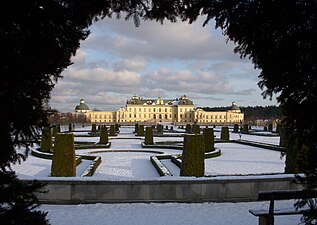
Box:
75;99;89;111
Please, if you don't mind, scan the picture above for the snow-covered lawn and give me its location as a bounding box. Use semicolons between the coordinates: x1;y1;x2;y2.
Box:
11;126;302;225
12;126;285;179
41;200;301;225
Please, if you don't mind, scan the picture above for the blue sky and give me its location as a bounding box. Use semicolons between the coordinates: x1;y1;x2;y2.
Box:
50;16;278;112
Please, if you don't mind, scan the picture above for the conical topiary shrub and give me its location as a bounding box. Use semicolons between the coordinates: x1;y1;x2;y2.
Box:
180;134;205;177
137;125;145;136
220;126;229;141
51;133;76;177
145;127;154;145
264;126;268;131
99;126;109;144
203;128;214;152
41;127;52;152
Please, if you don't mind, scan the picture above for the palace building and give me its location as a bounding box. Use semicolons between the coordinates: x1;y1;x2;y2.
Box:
75;95;244;124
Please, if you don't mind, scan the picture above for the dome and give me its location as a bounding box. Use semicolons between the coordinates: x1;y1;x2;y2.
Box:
231;102;240;110
75;99;89;111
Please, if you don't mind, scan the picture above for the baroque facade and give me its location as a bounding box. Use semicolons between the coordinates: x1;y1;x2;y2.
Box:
75;95;244;124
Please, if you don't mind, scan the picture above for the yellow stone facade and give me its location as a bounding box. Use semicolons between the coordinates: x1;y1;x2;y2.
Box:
76;95;244;124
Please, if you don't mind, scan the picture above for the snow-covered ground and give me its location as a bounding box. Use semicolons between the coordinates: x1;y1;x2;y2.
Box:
12;126;285;179
41;200;301;225
11;125;301;225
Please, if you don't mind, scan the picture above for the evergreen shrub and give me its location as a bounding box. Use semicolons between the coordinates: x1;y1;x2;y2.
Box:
110;125;116;136
185;124;191;133
180;134;205;177
145;127;154;144
233;124;239;132
137;125;144;136
203;128;214;152
99;127;108;144
91;124;97;133
51;133;76;177
243;124;249;133
220;127;230;141
40;127;52;152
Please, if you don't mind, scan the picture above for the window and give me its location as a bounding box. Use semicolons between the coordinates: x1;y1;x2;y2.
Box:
180;108;183;112
144;108;146;112
149;108;151;112
165;108;167;112
159;108;161;112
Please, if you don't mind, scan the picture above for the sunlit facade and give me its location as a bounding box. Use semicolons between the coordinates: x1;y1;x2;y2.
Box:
75;95;244;124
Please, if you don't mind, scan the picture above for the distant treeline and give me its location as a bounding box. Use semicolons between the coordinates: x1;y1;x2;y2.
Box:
202;105;282;121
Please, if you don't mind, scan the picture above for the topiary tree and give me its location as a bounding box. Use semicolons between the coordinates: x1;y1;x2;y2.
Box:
264;126;268;131
115;124;119;132
203;128;214;152
193;124;200;134
243;124;249;133
180;134;205;177
134;123;139;133
137;124;144;136
144;127;154;145
268;123;273;132
68;123;72;132
233;124;239;133
51;133;76;177
170;126;174;131
91;124;97;133
185;124;191;133
157;124;163;134
99;126;108;144
109;125;116;136
40;127;52;152
52;124;61;137
220;127;229;141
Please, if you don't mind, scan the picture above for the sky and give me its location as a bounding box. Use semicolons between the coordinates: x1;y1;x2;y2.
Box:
49;16;278;112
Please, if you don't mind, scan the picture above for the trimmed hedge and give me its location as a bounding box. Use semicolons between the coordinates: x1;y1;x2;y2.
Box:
220;126;230;141
53;124;61;136
91;124;97;133
233;124;239;132
180;134;205;177
203;128;214;152
51;133;76;177
185;124;191;133
137;124;145;136
41;127;52;152
99;126;109;144
145;126;154;144
243;124;249;133
109;124;116;136
193;124;200;134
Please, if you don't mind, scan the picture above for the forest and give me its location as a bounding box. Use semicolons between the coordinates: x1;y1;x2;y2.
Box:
202;105;282;121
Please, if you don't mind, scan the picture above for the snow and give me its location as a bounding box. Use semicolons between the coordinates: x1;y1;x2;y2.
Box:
12;126;285;179
10;126;303;225
41;200;301;225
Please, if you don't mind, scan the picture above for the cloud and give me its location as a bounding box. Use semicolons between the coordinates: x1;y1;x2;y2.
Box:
112;58;146;72
49;16;278;112
83;17;238;61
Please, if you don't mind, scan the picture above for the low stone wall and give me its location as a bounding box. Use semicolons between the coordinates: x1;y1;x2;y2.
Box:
26;174;302;204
